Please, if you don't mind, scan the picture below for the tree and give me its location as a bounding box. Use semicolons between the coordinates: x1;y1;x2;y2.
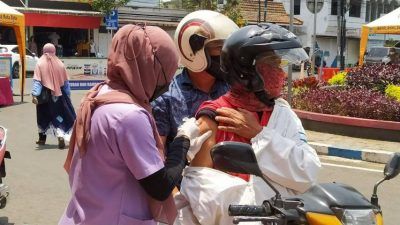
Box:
220;0;246;27
180;0;216;10
163;0;246;27
91;0;129;14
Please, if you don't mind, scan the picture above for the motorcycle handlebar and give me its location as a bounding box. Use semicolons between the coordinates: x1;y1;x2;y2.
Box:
228;205;268;217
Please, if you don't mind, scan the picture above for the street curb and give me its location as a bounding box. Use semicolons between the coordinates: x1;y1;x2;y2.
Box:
309;142;394;164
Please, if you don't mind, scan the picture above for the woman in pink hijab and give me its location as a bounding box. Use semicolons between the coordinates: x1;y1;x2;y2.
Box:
59;24;200;225
31;43;76;149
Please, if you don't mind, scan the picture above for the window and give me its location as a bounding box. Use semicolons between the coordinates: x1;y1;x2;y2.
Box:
384;0;390;13
294;0;301;15
11;47;18;54
331;0;338;15
366;1;371;22
11;47;33;57
0;47;8;53
371;0;377;20
349;0;361;17
390;0;398;11
378;0;383;17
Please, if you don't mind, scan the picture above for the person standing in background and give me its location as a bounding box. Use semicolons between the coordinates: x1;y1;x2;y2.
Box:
49;32;60;46
89;38;97;57
31;43;76;149
28;36;38;55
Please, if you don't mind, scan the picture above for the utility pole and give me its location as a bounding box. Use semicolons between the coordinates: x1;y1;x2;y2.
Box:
340;0;346;70
264;0;268;22
311;0;317;75
288;0;294;105
258;0;261;23
337;0;341;68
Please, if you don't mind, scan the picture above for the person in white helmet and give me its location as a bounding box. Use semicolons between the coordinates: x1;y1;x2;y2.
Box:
151;10;239;162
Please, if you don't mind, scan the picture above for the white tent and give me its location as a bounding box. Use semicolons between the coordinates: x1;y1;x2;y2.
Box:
359;7;400;64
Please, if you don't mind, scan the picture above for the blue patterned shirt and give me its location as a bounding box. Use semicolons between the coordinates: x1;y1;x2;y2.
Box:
152;69;229;150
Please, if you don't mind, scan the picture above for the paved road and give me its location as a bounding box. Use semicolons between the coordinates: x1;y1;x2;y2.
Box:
319;156;400;225
0;83;399;225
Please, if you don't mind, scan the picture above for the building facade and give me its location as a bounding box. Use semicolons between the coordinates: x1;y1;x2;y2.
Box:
278;0;400;67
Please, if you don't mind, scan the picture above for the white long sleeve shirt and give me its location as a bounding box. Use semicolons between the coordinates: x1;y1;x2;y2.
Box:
174;98;321;225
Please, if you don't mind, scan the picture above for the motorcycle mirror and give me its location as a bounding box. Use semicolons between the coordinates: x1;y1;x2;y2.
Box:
384;152;400;180
371;152;400;207
211;141;283;200
210;141;263;177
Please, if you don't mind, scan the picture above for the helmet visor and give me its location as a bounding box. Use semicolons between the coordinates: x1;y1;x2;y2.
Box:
256;48;309;67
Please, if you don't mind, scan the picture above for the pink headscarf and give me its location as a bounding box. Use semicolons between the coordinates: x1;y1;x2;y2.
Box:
33;43;68;96
64;25;179;224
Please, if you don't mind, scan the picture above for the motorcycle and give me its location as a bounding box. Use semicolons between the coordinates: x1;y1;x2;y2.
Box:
0;126;11;209
210;141;400;225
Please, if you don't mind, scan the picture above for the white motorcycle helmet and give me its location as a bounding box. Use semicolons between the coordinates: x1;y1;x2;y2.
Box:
174;10;239;73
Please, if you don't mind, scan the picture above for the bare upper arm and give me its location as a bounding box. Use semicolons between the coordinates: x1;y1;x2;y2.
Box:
189;116;217;168
160;136;167;148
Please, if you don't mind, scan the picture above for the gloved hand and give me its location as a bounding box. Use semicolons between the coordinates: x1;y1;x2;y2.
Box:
177;118;212;161
176;118;200;140
187;130;212;161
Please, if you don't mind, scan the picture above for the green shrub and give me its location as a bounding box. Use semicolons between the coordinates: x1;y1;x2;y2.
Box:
385;84;400;101
328;71;347;85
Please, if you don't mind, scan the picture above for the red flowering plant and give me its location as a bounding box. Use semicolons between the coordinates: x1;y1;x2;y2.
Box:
286;76;326;96
292;76;323;89
286;64;400;122
292;88;400;121
347;64;400;93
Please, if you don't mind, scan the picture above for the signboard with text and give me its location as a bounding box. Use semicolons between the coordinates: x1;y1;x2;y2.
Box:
62;58;107;90
0;14;18;25
0;57;12;78
105;10;118;30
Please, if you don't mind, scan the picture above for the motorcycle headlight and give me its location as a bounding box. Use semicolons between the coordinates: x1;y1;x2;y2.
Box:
334;208;377;225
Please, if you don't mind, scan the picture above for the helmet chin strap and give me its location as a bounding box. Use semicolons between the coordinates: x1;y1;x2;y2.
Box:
254;90;275;107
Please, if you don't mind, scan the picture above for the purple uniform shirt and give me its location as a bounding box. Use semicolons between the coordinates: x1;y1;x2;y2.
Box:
59;99;164;225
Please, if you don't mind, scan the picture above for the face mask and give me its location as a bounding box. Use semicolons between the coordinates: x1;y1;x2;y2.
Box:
256;63;285;98
150;83;170;102
206;56;227;80
150;53;170;102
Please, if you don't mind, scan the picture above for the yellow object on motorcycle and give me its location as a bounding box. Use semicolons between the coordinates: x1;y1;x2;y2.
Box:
306;213;341;225
376;212;383;225
305;212;383;225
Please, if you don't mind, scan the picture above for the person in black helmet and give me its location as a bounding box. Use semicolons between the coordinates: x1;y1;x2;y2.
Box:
173;24;321;225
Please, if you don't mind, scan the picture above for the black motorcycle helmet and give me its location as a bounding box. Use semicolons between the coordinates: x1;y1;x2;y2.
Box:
221;23;308;106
